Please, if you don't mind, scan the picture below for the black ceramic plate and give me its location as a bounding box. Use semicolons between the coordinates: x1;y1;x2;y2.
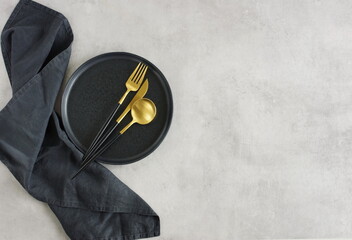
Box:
61;52;173;164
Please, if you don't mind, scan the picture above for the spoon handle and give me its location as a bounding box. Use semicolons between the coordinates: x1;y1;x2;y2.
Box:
71;133;122;180
87;133;122;166
120;120;135;134
81;103;121;161
81;121;119;165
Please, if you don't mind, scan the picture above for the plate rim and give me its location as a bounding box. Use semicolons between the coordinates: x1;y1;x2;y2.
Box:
61;52;173;164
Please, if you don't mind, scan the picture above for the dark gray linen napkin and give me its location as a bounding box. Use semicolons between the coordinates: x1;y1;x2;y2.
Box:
0;0;160;239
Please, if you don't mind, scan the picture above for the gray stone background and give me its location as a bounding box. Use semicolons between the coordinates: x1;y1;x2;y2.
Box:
1;0;352;239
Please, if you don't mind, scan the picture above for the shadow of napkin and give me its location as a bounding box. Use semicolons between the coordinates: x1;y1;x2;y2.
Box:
0;0;160;239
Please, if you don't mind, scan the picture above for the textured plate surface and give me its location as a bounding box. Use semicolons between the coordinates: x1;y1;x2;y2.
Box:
61;52;173;164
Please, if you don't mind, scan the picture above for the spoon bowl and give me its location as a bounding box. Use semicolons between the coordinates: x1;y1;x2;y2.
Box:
132;98;157;125
119;98;157;134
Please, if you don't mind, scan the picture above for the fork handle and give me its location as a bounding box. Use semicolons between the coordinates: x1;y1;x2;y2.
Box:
86;133;122;165
72;133;122;180
81;121;119;165
118;89;130;104
81;103;121;161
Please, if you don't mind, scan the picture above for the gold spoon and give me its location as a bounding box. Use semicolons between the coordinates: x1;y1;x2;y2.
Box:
71;98;156;179
119;98;156;134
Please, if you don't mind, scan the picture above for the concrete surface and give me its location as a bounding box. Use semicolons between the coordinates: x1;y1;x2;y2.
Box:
1;0;352;239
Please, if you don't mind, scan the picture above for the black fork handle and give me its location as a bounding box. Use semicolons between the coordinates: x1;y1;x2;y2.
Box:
86;133;122;165
72;133;122;180
81;121;118;165
82;103;120;161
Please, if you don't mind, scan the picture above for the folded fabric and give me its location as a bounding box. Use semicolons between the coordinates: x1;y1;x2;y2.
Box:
0;0;160;239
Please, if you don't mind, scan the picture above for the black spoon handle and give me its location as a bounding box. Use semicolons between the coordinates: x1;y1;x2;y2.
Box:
71;133;122;180
87;133;122;165
81;121;119;165
82;103;120;161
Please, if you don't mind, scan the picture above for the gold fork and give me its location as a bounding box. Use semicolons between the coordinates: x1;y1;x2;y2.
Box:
81;62;148;162
118;62;148;104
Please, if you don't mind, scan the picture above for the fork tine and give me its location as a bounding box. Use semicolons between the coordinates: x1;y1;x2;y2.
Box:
127;62;142;82
136;65;148;84
132;64;146;83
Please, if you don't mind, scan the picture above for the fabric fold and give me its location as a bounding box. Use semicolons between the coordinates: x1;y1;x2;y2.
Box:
0;0;160;239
